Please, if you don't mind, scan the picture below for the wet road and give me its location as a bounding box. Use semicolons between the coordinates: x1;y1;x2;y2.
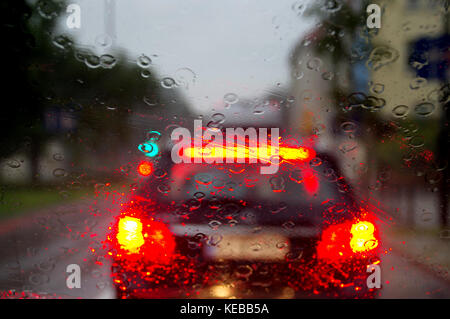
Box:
0;198;449;299
0;197;118;299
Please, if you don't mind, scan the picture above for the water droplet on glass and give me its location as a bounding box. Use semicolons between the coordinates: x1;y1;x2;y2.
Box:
141;69;151;78
37;0;60;19
196;173;212;185
6;159;21;168
269;176;285;192
52;35;73;50
322;71;334;80
348;92;367;107
371;83;385;94
208;220;221;230
154;168;167;178
409;135;425;148
96;282;107;290
291;1;306;15
282;221;295;230
250;242;262;252
175;68;196;89
293;70;304;79
321;0;343;13
392;105;409;118
36;259;55;272
310;157;323;167
289;169;303;184
28;273;49;286
95;34;113;48
161;77;176;89
53;168;67;178
235;265;253;278
100;54;117;69
157;184;170;194
74;49;89;62
146;130;161;141
143;95;159;106
339;141;358;154
193;192;205;200
212;113;226;124
340;121;357;133
212;179;226;189
137;54;152;68
362;96;385;110
366;46;400;71
253;105;265;115
414;102;435;117
224;93;239;105
53;153;64;162
306;57;322;71
85;55;101;69
287;96;295;103
426;170;442;184
409;77;427;90
208;234;222;246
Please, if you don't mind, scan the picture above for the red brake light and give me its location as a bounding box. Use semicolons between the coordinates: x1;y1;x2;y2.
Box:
317;220;378;260
349;221;378;253
117;216;145;253
182;145;315;163
114;216;176;263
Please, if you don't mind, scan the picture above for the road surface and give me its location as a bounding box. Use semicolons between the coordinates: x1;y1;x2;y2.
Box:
0;197;448;299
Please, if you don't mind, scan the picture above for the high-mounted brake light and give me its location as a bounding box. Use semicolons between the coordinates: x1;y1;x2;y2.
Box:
183;145;315;162
117;216;145;254
350;221;378;253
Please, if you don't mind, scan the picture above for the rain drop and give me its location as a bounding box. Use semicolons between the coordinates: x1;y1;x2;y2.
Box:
224;93;239;105
392;105;409;118
161;77;176;89
322;71;334;80
414;102;435;117
137;54;152;68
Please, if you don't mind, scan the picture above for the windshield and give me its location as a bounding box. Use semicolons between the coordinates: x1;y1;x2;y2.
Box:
1;0;449;301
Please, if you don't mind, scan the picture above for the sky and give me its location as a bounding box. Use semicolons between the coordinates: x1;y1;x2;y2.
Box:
56;0;316;113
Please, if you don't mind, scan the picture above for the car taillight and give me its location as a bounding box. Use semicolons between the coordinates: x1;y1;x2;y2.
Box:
114;215;176;263
349;221;378;253
317;220;378;260
117;216;145;253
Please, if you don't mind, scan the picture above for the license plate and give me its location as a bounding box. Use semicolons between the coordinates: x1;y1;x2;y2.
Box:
204;233;290;261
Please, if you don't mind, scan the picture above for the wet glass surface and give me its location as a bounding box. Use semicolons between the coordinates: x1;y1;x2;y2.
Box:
0;0;449;299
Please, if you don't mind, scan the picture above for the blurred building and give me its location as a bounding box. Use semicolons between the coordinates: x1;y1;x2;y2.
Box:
287;0;448;227
371;0;447;119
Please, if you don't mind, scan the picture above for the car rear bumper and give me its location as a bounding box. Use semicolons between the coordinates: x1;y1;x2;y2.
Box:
112;256;379;299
